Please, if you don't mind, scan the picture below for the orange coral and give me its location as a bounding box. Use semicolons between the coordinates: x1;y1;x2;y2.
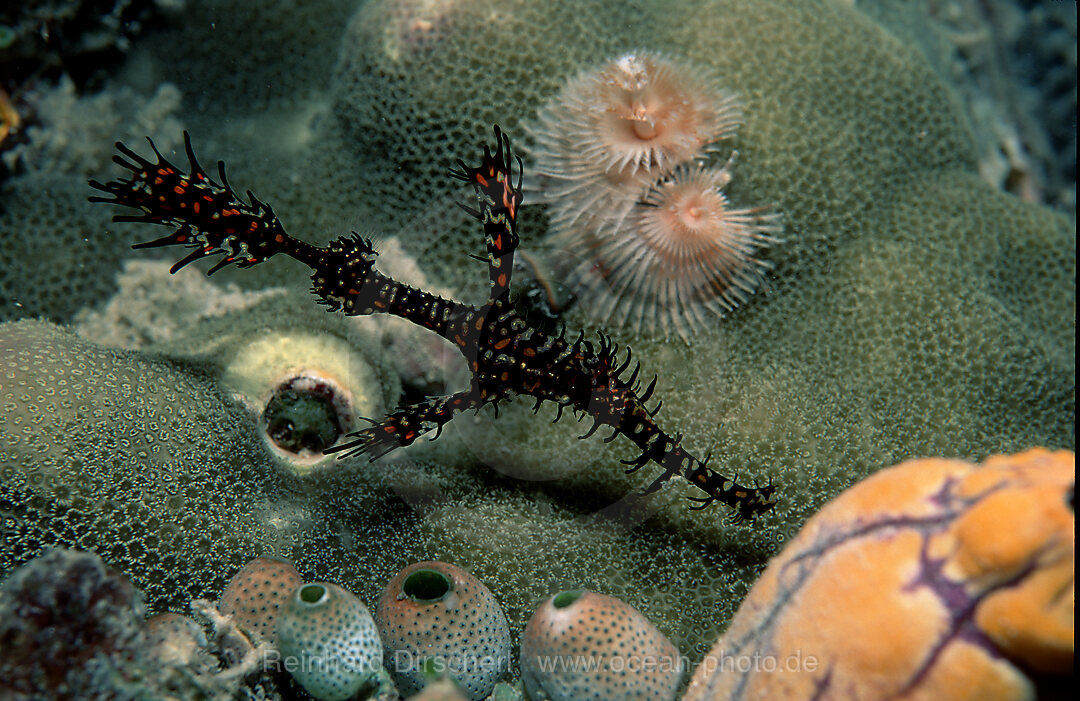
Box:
684;449;1074;701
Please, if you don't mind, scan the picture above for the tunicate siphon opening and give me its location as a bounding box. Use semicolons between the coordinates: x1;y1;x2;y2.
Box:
263;378;345;455
553;590;584;609
403;569;451;602
299;583;326;604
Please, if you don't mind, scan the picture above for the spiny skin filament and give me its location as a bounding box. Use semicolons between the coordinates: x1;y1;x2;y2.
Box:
89;126;778;523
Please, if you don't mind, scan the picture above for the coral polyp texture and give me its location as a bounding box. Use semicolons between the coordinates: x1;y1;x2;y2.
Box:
684;448;1076;701
375;560;511;699
520;589;683;701
329;0;1072;522
276;581;384;701
0;319;295;610
218;556;304;648
0;174;123;323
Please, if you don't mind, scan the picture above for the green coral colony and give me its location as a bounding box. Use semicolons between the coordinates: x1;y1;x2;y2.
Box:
0;0;1073;696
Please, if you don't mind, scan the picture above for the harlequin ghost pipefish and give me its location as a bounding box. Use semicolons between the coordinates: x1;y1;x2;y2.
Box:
89;127;778;523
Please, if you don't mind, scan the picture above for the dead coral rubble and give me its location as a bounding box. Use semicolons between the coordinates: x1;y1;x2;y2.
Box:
0;547;281;701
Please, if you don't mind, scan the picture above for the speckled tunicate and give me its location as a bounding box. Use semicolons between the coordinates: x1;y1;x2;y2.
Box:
218;556;303;648
376;560;511;699
277;581;383;701
521;589;683;701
